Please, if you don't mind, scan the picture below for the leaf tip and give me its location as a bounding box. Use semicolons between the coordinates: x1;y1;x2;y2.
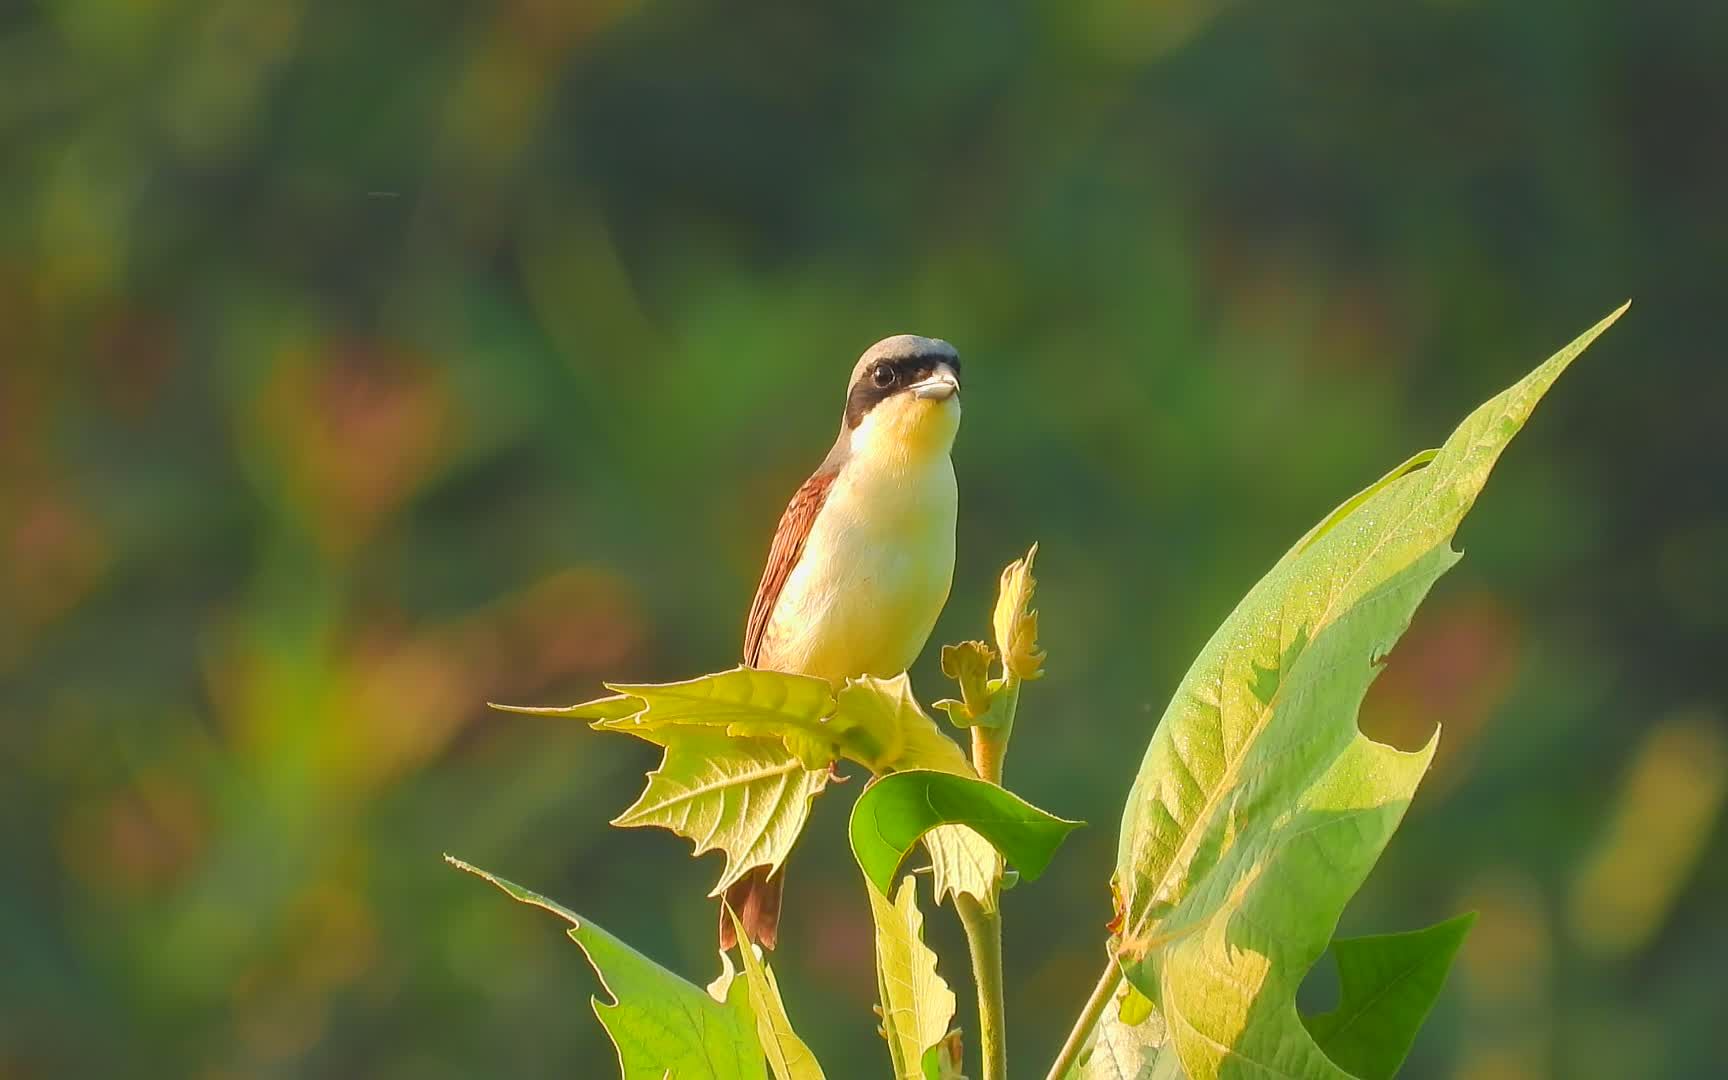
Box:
993;543;1048;683
443;852;476;873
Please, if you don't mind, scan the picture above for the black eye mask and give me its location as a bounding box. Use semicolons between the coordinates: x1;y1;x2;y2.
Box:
844;354;962;429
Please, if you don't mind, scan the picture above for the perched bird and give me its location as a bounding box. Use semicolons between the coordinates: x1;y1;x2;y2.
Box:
722;335;964;950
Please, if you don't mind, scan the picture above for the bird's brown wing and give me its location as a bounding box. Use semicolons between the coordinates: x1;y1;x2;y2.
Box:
727;466;835;952
743;465;838;666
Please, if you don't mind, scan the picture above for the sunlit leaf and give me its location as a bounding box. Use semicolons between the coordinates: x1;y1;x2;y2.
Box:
834;673;1008;908
933;640;1000;728
725;907;827;1080
1300;914;1476;1080
613;729;829;895
497;669;982;902
1117;984;1155;1027
448;857;766;1080
490;693;644;723
1112;306;1626;1079
992;544;1046;683
869;874;957;1080
836;673;974;775
553;667;972;777
1072;985;1184;1080
923;823;1005;911
603;667;839;769
850;769;1081;897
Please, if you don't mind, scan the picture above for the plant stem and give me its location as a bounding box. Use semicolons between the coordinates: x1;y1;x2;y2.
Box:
1045;960;1122;1080
958;680;1015;1080
969;681;1017;785
957;893;1007;1080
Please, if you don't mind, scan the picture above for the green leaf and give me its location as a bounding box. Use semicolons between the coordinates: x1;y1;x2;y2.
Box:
448;857;767;1080
725;907;827;1080
868;875;957;1080
849;769;1082;897
1112;306;1625;1079
602;667;840;769
1301;914;1476;1080
490;693;644;723
613;729;829;895
497;669;980;902
1118;984;1156;1027
836;674;975;775
831;677;1008;909
575;667;972;777
1291;449;1438;556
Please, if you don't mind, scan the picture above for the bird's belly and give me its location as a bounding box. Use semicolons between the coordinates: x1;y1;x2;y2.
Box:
758;479;955;686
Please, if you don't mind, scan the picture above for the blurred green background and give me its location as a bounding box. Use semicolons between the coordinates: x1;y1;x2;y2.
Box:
4;1;1725;1076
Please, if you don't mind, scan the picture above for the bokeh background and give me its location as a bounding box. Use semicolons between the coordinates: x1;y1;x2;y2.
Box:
4;1;1726;1076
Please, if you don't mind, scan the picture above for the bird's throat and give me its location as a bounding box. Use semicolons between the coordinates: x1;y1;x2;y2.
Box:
847;394;961;473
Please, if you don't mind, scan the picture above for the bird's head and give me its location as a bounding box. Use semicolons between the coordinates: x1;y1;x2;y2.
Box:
841;335;962;465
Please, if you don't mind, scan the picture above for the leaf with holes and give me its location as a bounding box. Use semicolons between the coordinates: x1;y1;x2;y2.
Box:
1111;307;1625;1079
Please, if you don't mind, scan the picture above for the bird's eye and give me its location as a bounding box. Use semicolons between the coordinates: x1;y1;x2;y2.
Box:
871;364;895;388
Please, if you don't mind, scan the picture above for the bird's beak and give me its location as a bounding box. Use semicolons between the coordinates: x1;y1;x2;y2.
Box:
911;365;960;401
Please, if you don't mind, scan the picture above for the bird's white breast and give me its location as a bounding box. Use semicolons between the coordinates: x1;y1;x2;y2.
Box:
757;451;957;686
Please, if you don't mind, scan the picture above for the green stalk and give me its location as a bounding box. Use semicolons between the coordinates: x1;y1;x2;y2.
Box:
1044;961;1122;1080
960;681;1015;1080
952;543;1040;1079
958;892;1007;1080
969;680;1017;785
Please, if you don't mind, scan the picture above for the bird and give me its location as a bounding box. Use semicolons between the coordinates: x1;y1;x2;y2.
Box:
721;334;964;951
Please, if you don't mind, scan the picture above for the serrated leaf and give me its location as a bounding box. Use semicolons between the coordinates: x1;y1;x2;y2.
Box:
1112;306;1625;1079
499;669;981;903
613;729;829;895
923;823;1005;911
850;769;1082;897
602;667;840;769
1300;914;1476;1080
870;875;957;1080
448;857;767;1080
993;544;1046;682
837;674;975;775
583;668;972;777
725;907;827;1080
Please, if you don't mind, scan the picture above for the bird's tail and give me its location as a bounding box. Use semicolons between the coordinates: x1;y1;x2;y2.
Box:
719;866;784;951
